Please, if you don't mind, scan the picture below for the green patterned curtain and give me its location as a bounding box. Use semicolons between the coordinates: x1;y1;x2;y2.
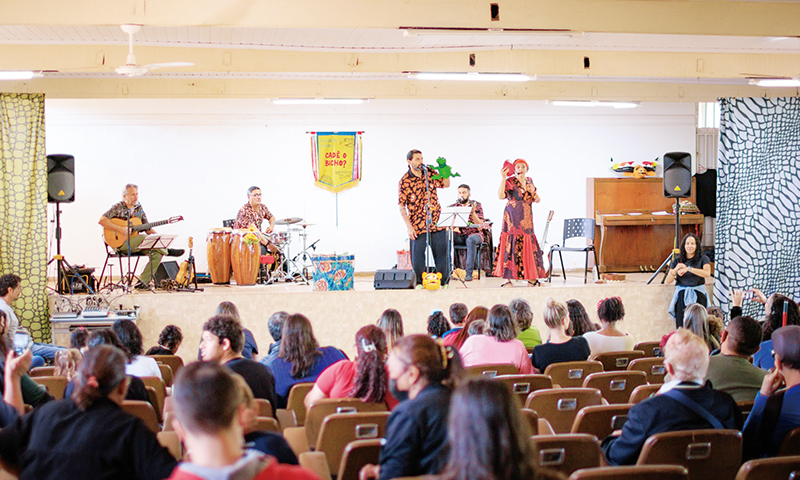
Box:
0;93;49;342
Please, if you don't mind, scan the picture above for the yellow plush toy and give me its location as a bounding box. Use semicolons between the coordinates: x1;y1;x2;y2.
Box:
422;272;442;290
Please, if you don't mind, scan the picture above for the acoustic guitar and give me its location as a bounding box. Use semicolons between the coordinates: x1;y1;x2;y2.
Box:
104;216;184;249
176;237;196;287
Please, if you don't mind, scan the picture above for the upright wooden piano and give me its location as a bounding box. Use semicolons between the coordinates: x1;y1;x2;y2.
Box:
587;177;703;273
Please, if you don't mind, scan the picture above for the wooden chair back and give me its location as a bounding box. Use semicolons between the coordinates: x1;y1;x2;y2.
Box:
316;412;390;474
567;465;688;480
733;456;800;480
636;429;743;480
494;374;553;403
30;366;56;377
628;357;667;384
337;439;382;480
157;431;183;460
629;384;662;404
529;434;603;477
31;376;68;400
582;371;647;404
285;382;315;426
524;387;604;434
140;376;167;421
148;355;184;377
570;404;632;440
121;400;160;433
590;350;646;371
634;341;663;358
254;398;273;418
464;363;519;378
304;398;387;447
521;408;539;435
158;364;174;387
544;361;603;388
253;416;281;433
779;427;800;456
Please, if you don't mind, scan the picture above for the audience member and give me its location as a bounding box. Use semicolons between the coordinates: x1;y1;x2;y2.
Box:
216;301;259;361
0;322;32;427
145;325;183;356
583;297;635;355
566;299;600;337
112;319;162;379
70;327;88;353
509;298;542;350
427;311;450;339
264;311;289;364
601;330;741;465
0;311;52;409
706;315;766;402
459;305;534;374
267;314;346;408
441;303;468;345
305;325;397;410
467;320;486;337
232;374;298;465
200;315;277;411
532;298;591;373
449;306;489;349
167;362;318;480
53;348;82;382
0;345;177;479
359;334;462;480
706;305;724;346
742;325;800;460
376;309;404;349
747;293;800;370
684;303;720;352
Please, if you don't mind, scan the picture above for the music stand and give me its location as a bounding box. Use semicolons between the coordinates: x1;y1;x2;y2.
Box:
138;234;177;250
438;206;472;286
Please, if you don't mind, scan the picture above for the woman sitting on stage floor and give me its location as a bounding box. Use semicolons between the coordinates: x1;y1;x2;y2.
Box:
666;232;711;329
265;313;346;409
304;324;398;410
583;296;635;355
532;298;591;373
459;305;534;374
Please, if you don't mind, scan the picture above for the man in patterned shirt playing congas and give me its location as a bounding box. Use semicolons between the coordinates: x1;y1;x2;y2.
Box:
233;186;275;248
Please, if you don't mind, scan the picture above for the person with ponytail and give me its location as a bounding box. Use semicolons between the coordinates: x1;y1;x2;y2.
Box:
583;296;635;355
305;325;397;410
0;344;177;479
532;298;591;373
359;334;463;480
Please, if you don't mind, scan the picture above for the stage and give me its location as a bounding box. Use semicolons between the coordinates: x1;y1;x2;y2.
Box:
49;272;710;364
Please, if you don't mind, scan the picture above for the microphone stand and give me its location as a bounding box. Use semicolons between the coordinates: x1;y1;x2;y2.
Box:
423;165;434;278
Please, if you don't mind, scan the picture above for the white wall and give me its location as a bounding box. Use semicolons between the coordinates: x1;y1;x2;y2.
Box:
44;99;695;276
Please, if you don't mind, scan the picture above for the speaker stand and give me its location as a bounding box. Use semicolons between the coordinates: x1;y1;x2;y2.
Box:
647;197;682;285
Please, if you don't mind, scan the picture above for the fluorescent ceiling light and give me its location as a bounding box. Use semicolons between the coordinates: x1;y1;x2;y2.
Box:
402;27;581;37
272;98;365;105
0;71;35;81
749;78;800;87
550;100;640;109
412;72;534;82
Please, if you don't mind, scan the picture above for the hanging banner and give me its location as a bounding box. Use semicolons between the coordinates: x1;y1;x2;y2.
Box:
311;131;362;193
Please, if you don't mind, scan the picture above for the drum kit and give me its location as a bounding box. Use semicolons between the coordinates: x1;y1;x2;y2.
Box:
206;217;319;286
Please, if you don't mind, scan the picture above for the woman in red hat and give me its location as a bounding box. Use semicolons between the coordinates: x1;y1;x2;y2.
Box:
494;159;547;287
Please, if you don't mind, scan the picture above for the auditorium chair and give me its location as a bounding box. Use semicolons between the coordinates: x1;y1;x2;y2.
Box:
149;355;184;377
521;408;540;435
567;465;688;480
736;400;755;420
254;398;273;418
590;350;646;371
121;400;160;433
544;361;604;388
525;388;604;434
582;371;647;404
628;384;661;404
315;411;390;473
733;455;800;480
298;451;332;480
464;363;519;378
157;431;184;460
779;427;800;456
161;410;176;432
140;376;167;422
493;374;553;403
31;376;68;400
570;404;632;441
303;398;388;447
636;429;743;480
627;357;667;384
253;416;281;433
279;381;315;426
337;439;382;480
634;341;663;357
158;364;173;387
29;366;56;377
529;434;603;477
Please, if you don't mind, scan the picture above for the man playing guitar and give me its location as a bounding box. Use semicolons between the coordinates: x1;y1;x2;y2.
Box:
233;186;275;248
99;184;182;289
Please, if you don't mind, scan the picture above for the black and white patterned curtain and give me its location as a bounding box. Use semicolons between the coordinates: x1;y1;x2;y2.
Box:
715;97;800;317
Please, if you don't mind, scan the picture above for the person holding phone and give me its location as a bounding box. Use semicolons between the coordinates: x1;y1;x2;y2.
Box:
0;311;52;410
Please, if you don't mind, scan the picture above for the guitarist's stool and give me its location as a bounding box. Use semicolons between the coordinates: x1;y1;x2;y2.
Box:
99;243;147;288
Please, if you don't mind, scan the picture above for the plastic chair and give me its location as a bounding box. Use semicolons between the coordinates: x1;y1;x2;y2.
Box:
315;412;390;473
582;371;647;404
494;374;553;403
464;363;519;378
567;465;688;480
148;355;185;377
591;350;646;372
629;384;661;404
337;439;382;480
31;376;68;400
529;434;603;477
544;361;604;388
30;366;56;377
157;431;183;460
121;400;160;433
304;398;388;447
158;364;174;387
571;404;632;440
628;357;667;384
778;427;800;456
525;387;604;434
634;341;663;357
547;218;600;283
734;455;800;480
636;429;743;480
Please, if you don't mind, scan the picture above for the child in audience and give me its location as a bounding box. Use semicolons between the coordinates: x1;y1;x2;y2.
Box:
449;306;489;349
583;297;635;355
467;320;486;336
70;326;89;353
459;305;533;374
168;362;319;480
53;348;82;381
146;325;183;356
427;311;450;339
376;309;404;349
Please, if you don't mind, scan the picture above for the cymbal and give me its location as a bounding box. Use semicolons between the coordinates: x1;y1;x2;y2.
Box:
298;222;316;228
275;217;303;225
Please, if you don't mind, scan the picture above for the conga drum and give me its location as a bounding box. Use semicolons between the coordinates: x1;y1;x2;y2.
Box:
230;229;260;285
206;228;232;284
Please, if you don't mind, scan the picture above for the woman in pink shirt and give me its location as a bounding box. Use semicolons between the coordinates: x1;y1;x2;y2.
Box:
304;325;398;409
458;304;534;374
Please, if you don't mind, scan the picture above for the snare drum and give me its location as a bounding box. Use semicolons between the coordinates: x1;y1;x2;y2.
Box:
269;231;290;246
206;228;232;284
230;229;260;286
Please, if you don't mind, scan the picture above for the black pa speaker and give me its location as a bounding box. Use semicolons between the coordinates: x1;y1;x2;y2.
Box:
154;261;180;285
662;152;692;198
374;269;416;290
47;154;75;203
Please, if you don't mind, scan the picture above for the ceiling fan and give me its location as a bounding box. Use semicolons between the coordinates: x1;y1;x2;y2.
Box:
115;24;193;77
